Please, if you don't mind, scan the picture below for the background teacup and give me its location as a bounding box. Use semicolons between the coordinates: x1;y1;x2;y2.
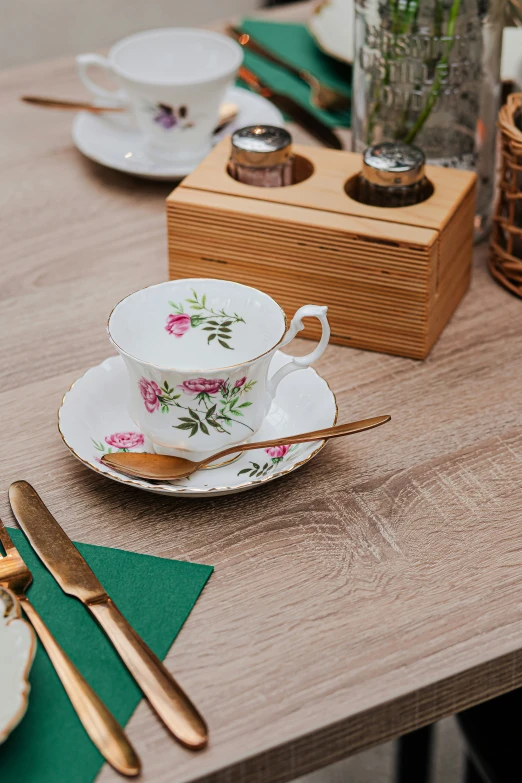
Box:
108;279;330;462
77;28;243;164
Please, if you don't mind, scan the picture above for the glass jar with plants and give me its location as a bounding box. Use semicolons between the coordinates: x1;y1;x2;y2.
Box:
352;0;505;239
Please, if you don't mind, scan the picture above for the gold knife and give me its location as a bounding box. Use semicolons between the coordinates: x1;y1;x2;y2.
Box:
228;26;350;112
238;66;343;149
9;480;208;750
0;517;140;777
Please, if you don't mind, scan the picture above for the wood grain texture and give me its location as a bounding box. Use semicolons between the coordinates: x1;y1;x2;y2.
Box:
1;4;522;783
167;141;475;358
175;137;476;232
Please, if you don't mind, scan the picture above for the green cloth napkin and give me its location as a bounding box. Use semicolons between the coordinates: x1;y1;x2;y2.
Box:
236;20;351;128
0;528;212;783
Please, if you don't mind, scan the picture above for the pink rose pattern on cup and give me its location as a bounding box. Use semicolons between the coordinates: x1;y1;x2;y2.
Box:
92;431;145;463
237;444;298;478
179;378;223;396
138;374;257;438
138;378;162;413
165;313;191;338
166;289;245;350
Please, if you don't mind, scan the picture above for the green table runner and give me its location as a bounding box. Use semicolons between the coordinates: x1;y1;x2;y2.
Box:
0;528;213;783
236;20;351;128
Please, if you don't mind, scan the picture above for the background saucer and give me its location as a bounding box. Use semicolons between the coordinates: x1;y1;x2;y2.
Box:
72;86;284;180
308;0;353;64
0;587;36;744
59;353;337;497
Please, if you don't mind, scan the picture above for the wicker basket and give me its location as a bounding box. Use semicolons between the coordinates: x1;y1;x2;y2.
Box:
490;92;522;297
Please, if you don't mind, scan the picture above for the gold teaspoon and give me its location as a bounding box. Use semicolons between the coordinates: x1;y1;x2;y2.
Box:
101;415;391;481
21;96;238;130
22;96;125;112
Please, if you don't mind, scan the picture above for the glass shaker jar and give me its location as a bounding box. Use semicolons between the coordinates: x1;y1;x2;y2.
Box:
228;125;294;187
357;142;432;207
352;0;505;238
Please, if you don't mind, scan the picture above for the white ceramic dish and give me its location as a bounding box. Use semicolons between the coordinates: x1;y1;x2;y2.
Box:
58;353;337;497
308;0;354;64
501;27;522;88
0;587;36;744
72;86;284;180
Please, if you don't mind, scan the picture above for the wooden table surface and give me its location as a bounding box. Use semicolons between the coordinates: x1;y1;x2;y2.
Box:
2;3;522;783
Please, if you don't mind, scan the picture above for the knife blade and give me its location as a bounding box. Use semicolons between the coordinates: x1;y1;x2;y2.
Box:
238;65;343;150
9;480;208;750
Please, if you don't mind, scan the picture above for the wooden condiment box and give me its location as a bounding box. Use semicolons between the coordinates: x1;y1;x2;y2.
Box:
167;139;476;359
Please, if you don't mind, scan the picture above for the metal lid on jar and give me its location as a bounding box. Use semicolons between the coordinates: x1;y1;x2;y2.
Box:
362;142;426;187
231;125;293;167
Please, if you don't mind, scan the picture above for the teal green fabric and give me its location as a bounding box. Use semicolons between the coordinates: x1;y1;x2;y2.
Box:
236;20;351;128
0;528;213;783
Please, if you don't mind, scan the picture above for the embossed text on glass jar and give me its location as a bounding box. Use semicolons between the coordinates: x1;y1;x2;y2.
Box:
352;0;505;239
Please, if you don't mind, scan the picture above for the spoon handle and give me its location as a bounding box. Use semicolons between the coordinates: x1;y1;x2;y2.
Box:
199;414;391;468
21;96;124;112
21;97;238;128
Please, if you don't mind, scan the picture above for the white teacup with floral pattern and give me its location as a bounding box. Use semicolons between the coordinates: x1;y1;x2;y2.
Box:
107;279;330;461
77;28;242;164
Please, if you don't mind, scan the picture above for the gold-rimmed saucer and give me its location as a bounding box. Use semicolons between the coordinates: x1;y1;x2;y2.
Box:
58;353;337;498
0;587;36;744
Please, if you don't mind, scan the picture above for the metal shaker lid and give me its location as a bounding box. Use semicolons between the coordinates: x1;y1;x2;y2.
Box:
231;125;293;167
362;142;426;187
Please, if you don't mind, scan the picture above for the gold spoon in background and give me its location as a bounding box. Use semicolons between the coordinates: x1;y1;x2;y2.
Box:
101;415;391;481
21;97;238;131
22;96;125;113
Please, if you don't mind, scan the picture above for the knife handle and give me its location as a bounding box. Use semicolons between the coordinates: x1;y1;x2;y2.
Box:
21;597;140;776
88;597;208;749
229;27;301;77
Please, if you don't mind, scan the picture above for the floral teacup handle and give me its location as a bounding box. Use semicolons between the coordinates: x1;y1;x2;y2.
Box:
267;305;330;398
76;54;128;106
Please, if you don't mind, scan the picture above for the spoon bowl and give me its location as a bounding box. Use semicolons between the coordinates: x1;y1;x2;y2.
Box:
101;415;391;481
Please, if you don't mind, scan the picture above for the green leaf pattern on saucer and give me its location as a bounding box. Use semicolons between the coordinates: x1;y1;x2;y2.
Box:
237;444;298;477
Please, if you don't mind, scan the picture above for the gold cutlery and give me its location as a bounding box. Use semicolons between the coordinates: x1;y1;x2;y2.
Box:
228;25;350;112
238;65;342;149
22;96;124;113
21;96;238;131
0;518;140;776
102;415;391;481
9;481;208;750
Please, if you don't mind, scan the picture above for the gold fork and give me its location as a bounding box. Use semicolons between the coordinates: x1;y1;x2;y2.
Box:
0;519;140;777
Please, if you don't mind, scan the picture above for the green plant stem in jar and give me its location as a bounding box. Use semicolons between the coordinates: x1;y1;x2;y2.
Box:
365;0;464;146
352;0;505;239
402;0;462;143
